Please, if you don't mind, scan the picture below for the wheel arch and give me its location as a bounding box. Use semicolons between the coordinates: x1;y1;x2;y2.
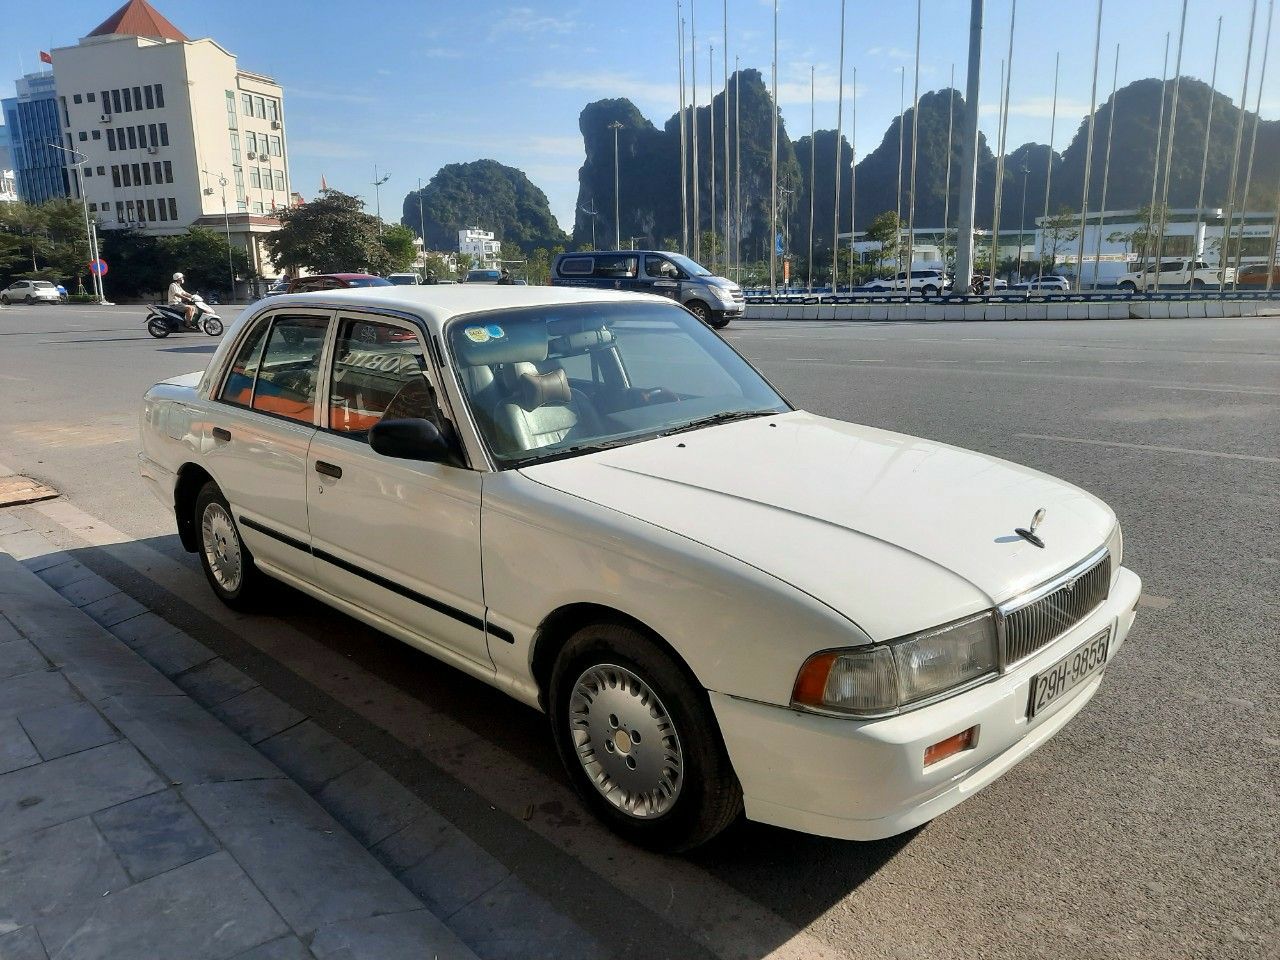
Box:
174;462;216;552
529;602;704;711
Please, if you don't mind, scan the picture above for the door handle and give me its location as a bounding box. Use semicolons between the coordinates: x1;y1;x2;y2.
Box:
314;460;343;479
212;427;231;442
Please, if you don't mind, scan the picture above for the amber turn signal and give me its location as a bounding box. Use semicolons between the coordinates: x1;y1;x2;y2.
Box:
923;726;977;767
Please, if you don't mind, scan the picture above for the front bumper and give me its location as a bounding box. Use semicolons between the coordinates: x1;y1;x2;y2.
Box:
712;566;1142;841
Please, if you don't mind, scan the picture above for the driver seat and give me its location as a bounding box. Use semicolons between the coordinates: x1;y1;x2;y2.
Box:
492;363;580;453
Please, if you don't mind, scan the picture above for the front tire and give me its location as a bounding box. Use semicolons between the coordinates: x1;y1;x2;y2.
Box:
684;299;712;325
194;481;267;610
202;316;224;337
25;295;34;304
1119;281;1137;293
1191;278;1205;289
921;285;939;297
549;621;743;852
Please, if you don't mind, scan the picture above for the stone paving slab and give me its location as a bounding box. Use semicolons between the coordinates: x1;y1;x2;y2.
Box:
183;777;425;936
92;788;220;883
175;657;259;706
17;701;118;761
230;936;313;960
131;626;217;677
0;671;80;722
210;685;306;746
40;851;290;960
257;720;364;793
0;925;47;960
0;639;48;681
0;739;165;843
56;575;119;609
315;760;426;848
33;559;95;591
79;591;148;629
0;716;41;776
310;909;480;960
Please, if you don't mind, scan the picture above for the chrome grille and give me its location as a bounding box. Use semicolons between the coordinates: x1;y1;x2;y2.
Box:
1000;550;1111;666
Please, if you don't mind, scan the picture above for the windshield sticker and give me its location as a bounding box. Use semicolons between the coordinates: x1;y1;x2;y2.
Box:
464;326;490;343
485;324;505;339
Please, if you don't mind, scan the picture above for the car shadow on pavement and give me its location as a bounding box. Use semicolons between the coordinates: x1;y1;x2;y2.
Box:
158;344;221;354
59;534;918;958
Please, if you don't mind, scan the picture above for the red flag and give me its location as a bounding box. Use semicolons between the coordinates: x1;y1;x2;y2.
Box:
39;51;52;64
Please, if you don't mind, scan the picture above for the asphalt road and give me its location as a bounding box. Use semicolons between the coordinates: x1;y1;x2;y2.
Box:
1;302;1276;959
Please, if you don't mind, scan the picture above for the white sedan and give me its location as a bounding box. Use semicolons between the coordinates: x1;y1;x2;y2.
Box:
139;286;1141;851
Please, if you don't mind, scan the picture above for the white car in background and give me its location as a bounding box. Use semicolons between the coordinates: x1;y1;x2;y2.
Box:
861;269;949;296
1012;275;1071;292
1;279;61;305
139;286;1141;851
1116;259;1234;291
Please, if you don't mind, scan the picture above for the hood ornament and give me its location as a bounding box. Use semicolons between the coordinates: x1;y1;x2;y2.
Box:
1015;508;1047;548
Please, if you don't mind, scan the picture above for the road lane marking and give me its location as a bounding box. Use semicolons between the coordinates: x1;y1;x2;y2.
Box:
1099;360;1144;363
1019;359;1056;363
27;498;837;960
1016;434;1279;463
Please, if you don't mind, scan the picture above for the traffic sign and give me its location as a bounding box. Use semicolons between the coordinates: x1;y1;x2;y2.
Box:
89;258;108;276
775;232;784;256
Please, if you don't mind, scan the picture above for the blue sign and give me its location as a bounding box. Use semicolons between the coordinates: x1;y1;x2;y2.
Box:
89;258;108;276
775;232;785;255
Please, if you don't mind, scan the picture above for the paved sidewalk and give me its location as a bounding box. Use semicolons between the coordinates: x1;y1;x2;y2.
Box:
0;512;479;960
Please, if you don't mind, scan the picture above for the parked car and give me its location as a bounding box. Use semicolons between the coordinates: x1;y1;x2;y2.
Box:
1;279;62;305
551;250;744;328
465;269;504;284
1234;263;1280;287
286;273;393;294
386;272;422;286
1116;259;1233;292
259;280;290;299
968;274;1009;293
140;285;1140;852
1011;275;1071;292
859;269;949;296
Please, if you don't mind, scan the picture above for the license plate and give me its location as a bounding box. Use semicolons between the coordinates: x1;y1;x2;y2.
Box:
1027;628;1110;719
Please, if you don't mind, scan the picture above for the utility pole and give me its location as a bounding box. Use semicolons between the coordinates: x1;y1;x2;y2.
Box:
808;65;815;292
709;43;717;271
677;2;689;255
691;0;700;261
769;0;779;292
417;177;425;248
1221;0;1259;288
1155;0;1192;291
954;0;985;293
943;65;955;267
50;143;105;303
723;0;730;278
610;121;624;249
1041;51;1059;268
1016;167;1029;278
372;165;390;235
1073;0;1104;291
735;57;741;282
906;0;923;277
581;200;598;249
833;0;846;288
1092;45;1120;285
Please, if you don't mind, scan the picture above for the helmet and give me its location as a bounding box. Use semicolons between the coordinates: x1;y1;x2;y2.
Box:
173;272;184;281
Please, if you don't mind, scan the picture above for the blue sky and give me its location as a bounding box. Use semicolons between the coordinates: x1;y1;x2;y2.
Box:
4;1;1276;229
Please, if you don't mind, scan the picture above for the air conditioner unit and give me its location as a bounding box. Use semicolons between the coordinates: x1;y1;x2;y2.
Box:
246;151;256;160
203;187;215;196
270;120;281;130
147;145;158;154
98;113;112;123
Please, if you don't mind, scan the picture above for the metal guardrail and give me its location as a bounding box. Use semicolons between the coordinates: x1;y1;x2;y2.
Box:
742;289;1280;305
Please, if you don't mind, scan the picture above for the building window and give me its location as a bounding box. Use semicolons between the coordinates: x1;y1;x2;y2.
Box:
242;92;252;115
269;134;281;156
168;198;177;220
111;165;121;187
137;125;147;148
106;128;115;151
59;96;70;128
254;95;266;118
96;165;105;175
142;163;152;185
101;90;110;111
87;92;96;103
146;199;156;221
267;100;279;122
152;161;162;183
73;93;83;104
116;201;125;221
126;127;136;149
122;88;132;112
163;160;172;183
154;83;164;108
159;123;168;146
229;131;240;165
260;166;271;188
249;167;260;188
132;163;141;184
111;90;121;113
125;199;135;220
157;199;168;221
144;85;154;110
78;131;87;141
254;202;265;214
245;131;255;153
91;129;100;140
149;123;157;145
225;90;236;129
89;202;97;212
133;87;142;110
84;167;92;178
273;170;285;191
120;165;130;187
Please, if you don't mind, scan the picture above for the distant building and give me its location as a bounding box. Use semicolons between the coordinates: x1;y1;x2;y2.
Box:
47;0;291;240
2;72;69;204
0;168;17;204
458;227;501;268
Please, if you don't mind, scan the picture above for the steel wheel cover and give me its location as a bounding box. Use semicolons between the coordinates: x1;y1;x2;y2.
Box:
569;663;684;819
201;502;243;592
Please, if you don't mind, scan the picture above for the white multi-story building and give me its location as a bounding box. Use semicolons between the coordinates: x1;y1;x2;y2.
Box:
47;0;291;286
458;227;501;268
0;168;17;204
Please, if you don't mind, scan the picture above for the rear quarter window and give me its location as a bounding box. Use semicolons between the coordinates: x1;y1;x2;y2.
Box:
593;255;638;279
557;257;594;276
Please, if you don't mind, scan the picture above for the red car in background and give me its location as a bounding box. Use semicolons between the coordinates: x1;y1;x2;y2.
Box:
1235;264;1280;288
286;273;393;294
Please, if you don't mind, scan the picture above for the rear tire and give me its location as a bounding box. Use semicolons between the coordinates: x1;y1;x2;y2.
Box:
549;621;743;852
1191;278;1205;289
1119;281;1137;293
146;317;170;338
194;481;267;611
24;295;34;304
921;285;938;297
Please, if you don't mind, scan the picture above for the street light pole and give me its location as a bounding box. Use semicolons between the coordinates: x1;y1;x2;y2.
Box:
1016;167;1029;278
372;165;390;235
201;167;236;299
47;142;104;303
609;121;623;249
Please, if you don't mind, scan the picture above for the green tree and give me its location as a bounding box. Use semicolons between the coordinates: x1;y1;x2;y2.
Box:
420;252;453;282
265;190;391;275
379;224;417;272
864;210;901;277
167;228;250;297
1037;206;1080;271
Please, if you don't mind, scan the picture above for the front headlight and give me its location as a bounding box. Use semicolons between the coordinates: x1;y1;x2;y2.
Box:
792;612;999;718
1106;521;1123;574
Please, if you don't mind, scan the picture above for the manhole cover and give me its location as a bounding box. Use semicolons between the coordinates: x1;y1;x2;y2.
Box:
0;476;59;508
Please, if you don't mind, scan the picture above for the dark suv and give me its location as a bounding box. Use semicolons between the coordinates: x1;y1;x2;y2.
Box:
550;250;743;328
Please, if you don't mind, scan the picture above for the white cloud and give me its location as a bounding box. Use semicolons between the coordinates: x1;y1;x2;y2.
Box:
490;6;577;39
532;71;679;109
289;86;377;106
980;96;1092;121
866;46;912;61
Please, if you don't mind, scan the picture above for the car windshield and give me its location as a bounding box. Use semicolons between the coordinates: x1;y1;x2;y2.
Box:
387;275;418;285
34;281;56;289
346;277;393;287
446;301;789;467
469;270;502;282
666;254;712;277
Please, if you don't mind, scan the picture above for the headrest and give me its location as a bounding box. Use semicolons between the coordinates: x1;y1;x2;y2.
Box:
516;368;572;412
454;319;548;366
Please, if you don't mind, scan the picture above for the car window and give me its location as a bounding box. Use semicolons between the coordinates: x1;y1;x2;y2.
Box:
328;317;444;438
558;257;594;276
250;316;328;424
593;255;638;279
446;301;788;466
345;277;393;287
218;318;272;407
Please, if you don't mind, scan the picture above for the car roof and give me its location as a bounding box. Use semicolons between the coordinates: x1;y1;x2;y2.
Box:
251;284;671;334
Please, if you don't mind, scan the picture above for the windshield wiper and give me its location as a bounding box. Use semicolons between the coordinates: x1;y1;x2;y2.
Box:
658;409;775;437
506;434;649;468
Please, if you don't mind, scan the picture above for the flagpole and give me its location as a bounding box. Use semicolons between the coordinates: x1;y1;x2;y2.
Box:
849;67;858;289
1154;0;1190;291
1143;34;1169;271
991;0;1017;288
1092;44;1120;286
906;0;922;276
677;2;689;256
769;0;779;292
1191;17;1223;262
735;57;741;282
989;58;1004;285
943;65;955;268
1233;0;1275;281
723;0;730;279
1074;0;1104;291
691;0;700;261
833;0;847;288
1221;0;1259;288
1041;52;1059;268
808;65;815;291
709;42;717;270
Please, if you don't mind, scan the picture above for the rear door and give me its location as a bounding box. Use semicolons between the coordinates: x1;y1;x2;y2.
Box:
204;309;331;579
592;253;642;293
305;312;490;667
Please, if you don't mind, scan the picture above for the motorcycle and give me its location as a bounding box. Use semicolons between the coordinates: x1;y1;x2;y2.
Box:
146;295;224;338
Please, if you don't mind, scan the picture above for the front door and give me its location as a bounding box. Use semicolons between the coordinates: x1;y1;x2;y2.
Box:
643;254;682;303
306;312;490;668
204;310;330;578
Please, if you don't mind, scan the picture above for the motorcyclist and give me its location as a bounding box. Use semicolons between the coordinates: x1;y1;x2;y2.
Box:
168;272;196;325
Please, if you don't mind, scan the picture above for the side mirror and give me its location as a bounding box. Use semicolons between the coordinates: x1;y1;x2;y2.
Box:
370;418;456;464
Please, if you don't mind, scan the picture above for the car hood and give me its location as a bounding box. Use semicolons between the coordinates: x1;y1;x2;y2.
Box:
519;411;1115;640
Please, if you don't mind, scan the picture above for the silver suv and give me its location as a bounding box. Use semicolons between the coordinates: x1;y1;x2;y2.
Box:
551;250;743;328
